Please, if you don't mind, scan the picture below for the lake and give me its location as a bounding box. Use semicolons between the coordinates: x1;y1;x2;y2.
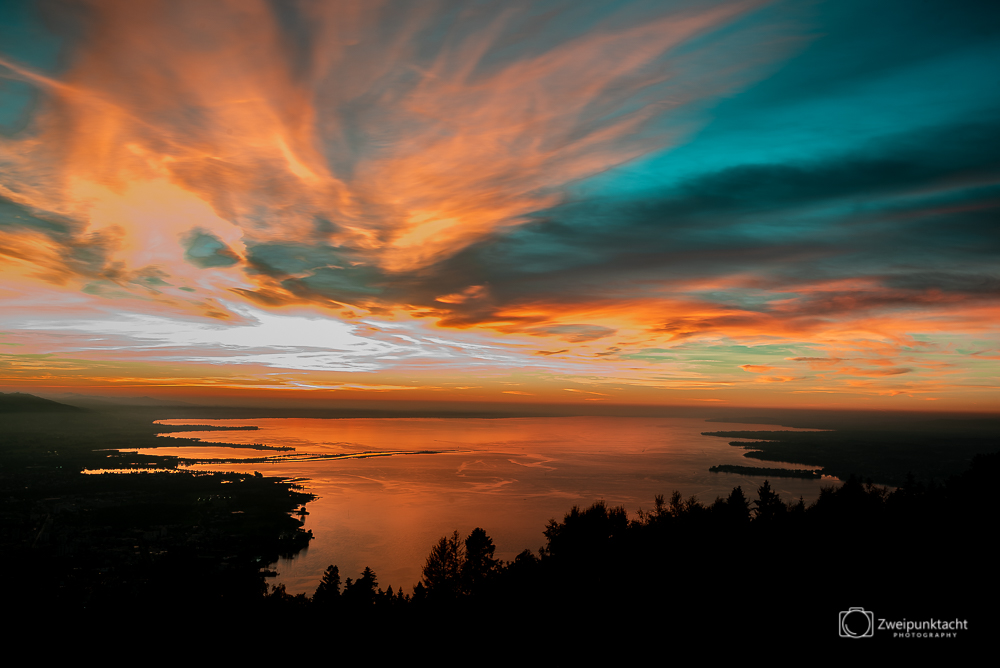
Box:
142;416;836;594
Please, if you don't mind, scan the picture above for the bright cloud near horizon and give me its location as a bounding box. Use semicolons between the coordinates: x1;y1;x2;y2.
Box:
1;0;998;410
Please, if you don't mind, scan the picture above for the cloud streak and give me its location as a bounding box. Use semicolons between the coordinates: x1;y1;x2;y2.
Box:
0;0;998;408
0;0;774;299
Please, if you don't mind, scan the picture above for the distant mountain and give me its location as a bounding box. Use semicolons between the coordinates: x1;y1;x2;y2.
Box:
43;392;198;408
0;392;86;413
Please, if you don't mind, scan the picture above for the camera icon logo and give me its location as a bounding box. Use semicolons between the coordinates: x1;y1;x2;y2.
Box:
839;607;875;638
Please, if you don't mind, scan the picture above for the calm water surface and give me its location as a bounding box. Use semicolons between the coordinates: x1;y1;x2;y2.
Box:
143;417;836;594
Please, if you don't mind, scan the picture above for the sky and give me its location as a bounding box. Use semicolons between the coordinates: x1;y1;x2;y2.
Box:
0;0;998;411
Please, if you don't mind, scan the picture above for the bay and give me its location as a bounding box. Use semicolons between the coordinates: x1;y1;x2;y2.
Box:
145;416;836;594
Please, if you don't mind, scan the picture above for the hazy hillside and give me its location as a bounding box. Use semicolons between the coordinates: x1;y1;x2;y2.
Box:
0;392;85;414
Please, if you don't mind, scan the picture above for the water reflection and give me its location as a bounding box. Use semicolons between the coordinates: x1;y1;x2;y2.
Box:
147;417;835;594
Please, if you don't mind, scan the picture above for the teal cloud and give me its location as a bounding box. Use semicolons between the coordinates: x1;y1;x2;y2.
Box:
183;230;240;268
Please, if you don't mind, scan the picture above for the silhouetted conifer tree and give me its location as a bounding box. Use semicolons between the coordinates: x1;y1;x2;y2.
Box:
753;480;785;522
313;564;341;607
422;530;464;600
411;581;427;603
726;485;751;526
461;527;499;595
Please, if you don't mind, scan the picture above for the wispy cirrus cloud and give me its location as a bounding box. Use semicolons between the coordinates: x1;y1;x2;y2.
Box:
0;0;777;308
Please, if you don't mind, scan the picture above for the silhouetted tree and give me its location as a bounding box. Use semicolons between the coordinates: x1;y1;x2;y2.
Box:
343;566;378;608
636;494;671;527
753;480;785;523
725;485;751;525
668;490;684;517
411;581;427;603
313;564;341;607
422;530;464;599
542;500;628;562
461;527;499;595
264;583;310;610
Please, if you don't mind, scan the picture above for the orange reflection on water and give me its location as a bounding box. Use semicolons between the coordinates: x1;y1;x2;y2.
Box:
152;417;832;594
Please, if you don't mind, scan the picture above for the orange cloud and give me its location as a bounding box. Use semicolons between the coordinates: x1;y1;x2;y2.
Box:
838;367;913;377
739;364;774;373
754;376;801;383
0;0;769;316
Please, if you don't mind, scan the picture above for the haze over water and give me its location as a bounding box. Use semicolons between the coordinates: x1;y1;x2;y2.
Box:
139;417;835;594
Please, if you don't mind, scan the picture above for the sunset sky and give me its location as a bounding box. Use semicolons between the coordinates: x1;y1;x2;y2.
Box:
1;0;998;410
